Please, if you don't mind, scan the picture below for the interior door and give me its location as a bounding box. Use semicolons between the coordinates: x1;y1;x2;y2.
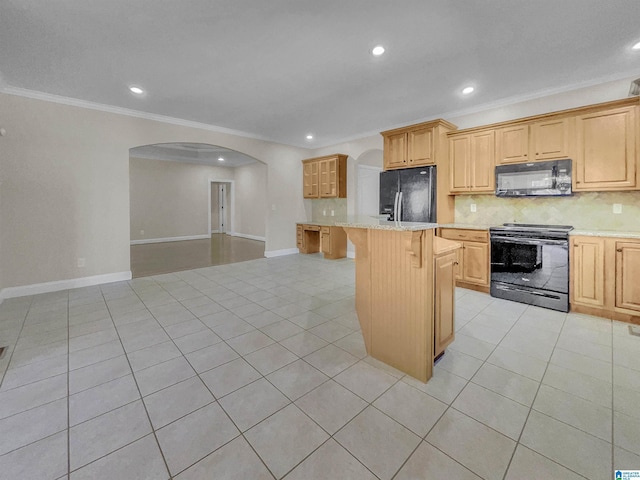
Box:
357;166;382;216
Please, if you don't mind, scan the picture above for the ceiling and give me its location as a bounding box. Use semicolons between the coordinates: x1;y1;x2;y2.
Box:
1;1;640;148
130;143;258;168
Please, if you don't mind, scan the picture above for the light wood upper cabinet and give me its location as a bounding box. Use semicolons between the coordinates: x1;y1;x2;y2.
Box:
531;118;571;161
301;154;347;199
496;124;529;164
381;119;456;170
408;127;434;166
574;105;637;191
448;130;495;193
303;160;319;198
571;236;605;308
384;132;407;169
615;241;640;312
496;119;570;165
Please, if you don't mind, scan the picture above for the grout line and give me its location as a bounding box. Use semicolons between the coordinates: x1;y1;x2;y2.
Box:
66;290;71;480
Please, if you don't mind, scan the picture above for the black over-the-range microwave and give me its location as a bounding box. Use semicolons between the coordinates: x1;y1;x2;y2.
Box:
495;159;573;197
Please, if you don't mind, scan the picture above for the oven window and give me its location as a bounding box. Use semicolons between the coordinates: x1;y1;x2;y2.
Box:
491;241;569;293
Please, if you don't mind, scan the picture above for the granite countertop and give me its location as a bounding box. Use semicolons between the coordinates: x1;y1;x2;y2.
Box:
570;229;640;239
296;219;338;227
335;216;438;232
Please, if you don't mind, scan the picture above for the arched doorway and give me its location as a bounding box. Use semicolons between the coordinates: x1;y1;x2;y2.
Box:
128;143;267;277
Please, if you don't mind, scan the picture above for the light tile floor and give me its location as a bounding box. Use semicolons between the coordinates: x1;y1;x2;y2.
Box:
0;253;639;479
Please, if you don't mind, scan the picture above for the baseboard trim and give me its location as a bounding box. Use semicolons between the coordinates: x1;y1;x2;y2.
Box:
130;234;210;245
211;229;220;234
264;248;299;258
0;271;133;300
227;232;266;242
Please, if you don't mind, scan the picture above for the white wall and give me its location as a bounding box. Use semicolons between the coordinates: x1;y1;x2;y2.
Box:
234;162;267;239
129;157;235;241
0;92;308;293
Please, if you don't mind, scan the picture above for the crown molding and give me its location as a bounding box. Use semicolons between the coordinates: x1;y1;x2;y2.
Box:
0;85;275;144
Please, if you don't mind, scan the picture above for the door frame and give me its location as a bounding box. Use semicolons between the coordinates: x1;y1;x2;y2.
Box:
356;164;382;216
208;179;235;236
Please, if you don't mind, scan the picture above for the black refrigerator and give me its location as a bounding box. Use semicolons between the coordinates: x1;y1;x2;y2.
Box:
379;166;437;222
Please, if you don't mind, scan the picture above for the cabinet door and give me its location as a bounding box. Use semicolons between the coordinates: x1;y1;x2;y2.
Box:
319;158;338;197
434;251;457;358
321;228;331;255
470;130;495;192
303;161;319;198
575;106;637;191
531;118;570;161
462;241;489;286
408;127;434;166
615;241;640;312
296;225;304;250
571;237;605;308
384;133;407;169
454;244;464;281
449;135;470;193
496;125;529;164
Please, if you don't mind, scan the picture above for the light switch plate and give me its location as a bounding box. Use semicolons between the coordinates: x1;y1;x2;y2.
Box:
613;204;623;214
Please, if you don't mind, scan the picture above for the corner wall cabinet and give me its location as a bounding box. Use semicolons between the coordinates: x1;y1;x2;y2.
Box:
570;235;640;324
302;154;347;199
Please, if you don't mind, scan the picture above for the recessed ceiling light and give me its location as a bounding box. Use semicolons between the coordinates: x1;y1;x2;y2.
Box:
218;157;224;162
129;86;144;95
372;45;385;56
632;41;640;50
306;134;314;140
462;86;475;95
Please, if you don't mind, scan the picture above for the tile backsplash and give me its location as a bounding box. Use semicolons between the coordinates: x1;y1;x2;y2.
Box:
455;191;640;231
311;198;347;222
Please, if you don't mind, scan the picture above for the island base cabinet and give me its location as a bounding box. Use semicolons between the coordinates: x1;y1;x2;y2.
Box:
434;250;456;358
616;242;640;312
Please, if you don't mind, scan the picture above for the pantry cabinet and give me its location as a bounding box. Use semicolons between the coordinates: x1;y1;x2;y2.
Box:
301;154;347;199
570;235;640;323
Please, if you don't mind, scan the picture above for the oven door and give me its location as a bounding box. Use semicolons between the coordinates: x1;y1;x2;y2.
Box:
490;236;569;294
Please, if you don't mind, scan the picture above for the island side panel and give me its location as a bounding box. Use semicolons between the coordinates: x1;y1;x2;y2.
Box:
342;227;372;353
369;229;435;382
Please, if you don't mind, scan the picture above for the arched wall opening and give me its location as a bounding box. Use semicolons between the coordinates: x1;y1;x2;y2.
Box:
128;142;268;276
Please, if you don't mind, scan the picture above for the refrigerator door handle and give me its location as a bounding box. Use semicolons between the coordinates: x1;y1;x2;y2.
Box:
398;192;403;221
393;191;399;221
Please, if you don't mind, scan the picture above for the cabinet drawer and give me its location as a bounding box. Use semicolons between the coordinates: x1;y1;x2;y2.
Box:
304;224;321;231
439;228;488;243
321;226;330;234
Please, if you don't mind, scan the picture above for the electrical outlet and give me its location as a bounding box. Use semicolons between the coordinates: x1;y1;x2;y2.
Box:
613;204;623;214
140;230;144;236
470;204;477;213
77;258;86;268
323;209;327;216
331;210;335;216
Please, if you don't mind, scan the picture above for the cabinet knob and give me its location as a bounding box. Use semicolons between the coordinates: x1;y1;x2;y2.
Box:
576;181;581;184
617;249;623;252
524;153;527;156
454;261;459;265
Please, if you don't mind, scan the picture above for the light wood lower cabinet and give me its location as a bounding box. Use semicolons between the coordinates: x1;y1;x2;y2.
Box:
570;235;640;323
439;228;490;293
296;223;346;259
434;250;456;358
616;242;640;312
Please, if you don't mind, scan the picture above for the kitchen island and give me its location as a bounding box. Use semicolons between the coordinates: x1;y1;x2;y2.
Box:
336;217;461;383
